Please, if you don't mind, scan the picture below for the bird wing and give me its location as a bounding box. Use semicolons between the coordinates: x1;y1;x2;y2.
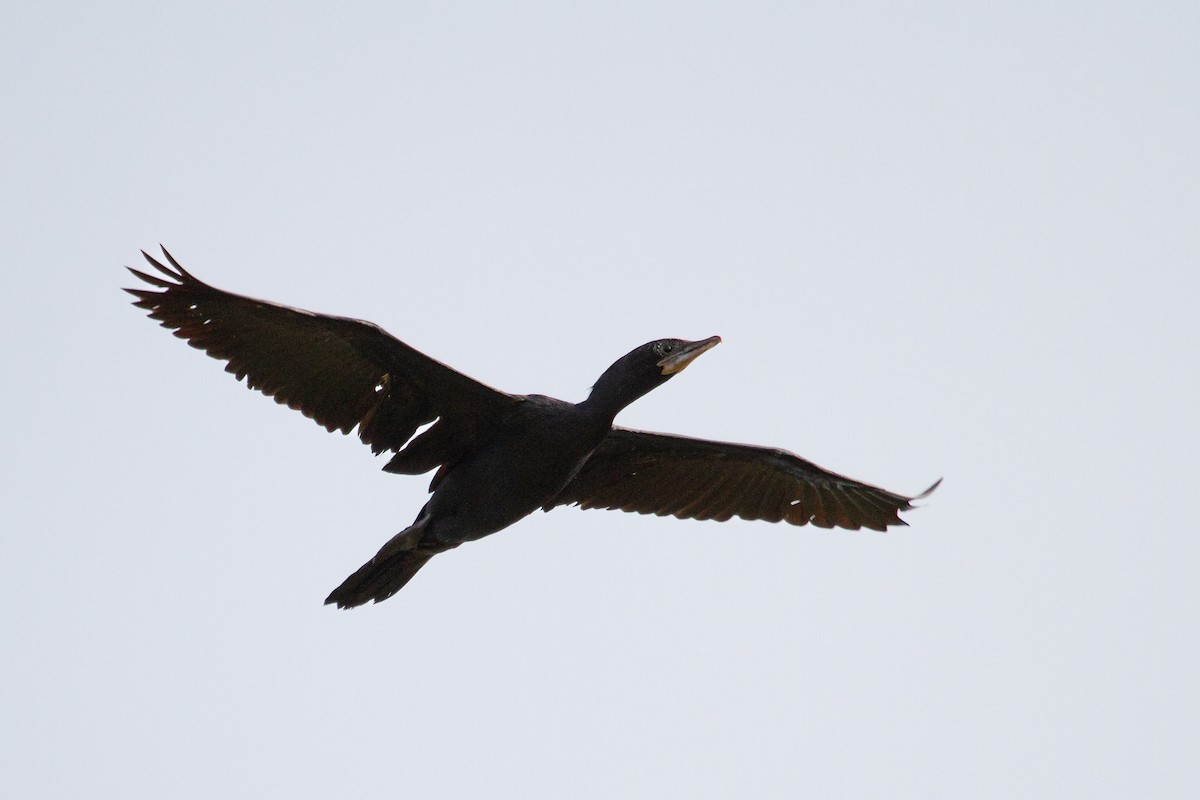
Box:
126;247;519;457
550;427;939;531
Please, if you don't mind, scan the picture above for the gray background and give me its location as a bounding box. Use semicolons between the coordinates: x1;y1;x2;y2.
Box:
3;2;1197;797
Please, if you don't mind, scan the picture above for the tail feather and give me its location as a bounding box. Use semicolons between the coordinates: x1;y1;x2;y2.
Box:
324;548;436;609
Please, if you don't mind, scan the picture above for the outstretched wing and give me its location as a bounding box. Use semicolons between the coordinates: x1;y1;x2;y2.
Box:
550;427;939;531
126;247;519;459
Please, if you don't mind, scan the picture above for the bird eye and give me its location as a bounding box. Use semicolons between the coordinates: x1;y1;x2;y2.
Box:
662;343;674;353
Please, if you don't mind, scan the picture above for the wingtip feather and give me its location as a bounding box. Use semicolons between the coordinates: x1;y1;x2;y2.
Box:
125;266;176;289
140;248;177;279
160;244;187;275
912;477;942;501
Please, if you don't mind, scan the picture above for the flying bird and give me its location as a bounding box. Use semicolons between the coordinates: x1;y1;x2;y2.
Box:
127;247;939;608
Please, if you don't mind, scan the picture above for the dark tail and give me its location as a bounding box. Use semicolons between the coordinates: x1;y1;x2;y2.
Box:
324;548;436;608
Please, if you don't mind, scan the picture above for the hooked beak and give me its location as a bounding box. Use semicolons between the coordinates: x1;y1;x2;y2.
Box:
658;335;722;375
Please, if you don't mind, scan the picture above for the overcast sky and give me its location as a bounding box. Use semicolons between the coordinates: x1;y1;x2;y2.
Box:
3;2;1197;797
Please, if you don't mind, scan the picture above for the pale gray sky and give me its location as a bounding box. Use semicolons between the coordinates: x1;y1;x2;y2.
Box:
3;2;1197;797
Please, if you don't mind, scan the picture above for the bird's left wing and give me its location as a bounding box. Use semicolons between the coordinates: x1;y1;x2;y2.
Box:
549;427;939;531
126;247;519;457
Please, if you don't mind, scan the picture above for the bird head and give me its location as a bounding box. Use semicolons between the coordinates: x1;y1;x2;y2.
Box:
652;336;723;376
587;335;721;416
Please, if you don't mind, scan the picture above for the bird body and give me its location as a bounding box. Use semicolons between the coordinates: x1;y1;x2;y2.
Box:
327;395;616;604
416;394;612;548
127;247;938;608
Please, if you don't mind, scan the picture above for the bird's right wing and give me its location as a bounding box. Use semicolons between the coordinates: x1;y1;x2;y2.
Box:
126;247;519;459
550;427;939;531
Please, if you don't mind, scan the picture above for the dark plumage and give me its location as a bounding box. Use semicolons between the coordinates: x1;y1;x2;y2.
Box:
127;247;939;608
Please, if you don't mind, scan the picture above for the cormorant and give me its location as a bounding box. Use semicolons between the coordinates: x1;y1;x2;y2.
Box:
127;247;939;608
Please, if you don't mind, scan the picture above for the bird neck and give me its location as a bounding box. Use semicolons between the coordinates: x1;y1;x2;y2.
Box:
579;373;653;424
576;395;621;428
